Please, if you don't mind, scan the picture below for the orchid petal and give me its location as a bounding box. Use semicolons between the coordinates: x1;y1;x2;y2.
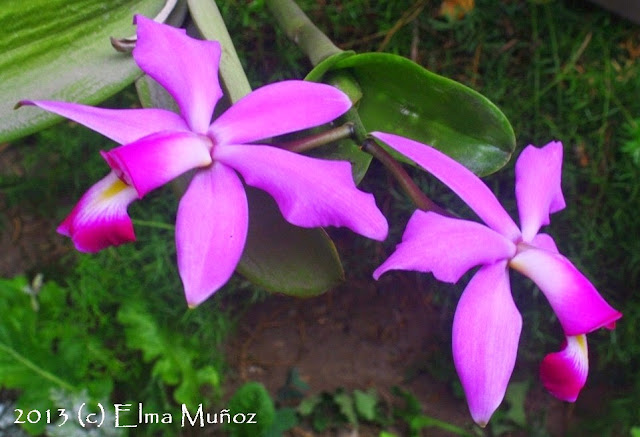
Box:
58;172;137;252
373;211;516;282
540;335;589;402
18;100;189;144
510;246;622;335
531;233;559;253
214;145;388;241
371;132;521;240
515;142;566;241
209;81;352;145
452;261;522;427
176;163;248;307
103;131;212;197
133;15;222;134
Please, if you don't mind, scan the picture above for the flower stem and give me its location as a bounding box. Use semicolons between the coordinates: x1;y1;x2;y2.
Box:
362;138;450;216
132;219;175;230
265;0;343;66
0;342;77;392
279;123;355;153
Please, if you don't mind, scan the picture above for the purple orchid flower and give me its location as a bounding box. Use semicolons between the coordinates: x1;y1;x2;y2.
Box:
19;16;388;306
371;131;621;426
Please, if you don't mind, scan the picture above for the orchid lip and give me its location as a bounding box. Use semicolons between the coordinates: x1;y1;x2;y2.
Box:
100;151;136;194
514;240;533;254
100;151;131;184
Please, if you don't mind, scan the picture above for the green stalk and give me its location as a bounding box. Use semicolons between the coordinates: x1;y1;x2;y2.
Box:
0;343;77;392
187;0;252;102
132;219;175;230
266;0;342;66
280;123;355;153
362;139;450;216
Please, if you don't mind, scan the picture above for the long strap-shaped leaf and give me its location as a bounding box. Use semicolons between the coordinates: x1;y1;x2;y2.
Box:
0;0;168;143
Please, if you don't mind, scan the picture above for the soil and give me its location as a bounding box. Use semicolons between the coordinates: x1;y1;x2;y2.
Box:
222;274;572;437
0;146;69;278
223;278;470;436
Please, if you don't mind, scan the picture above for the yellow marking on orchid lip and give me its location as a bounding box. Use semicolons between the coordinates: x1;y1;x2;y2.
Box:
575;334;587;351
100;178;129;200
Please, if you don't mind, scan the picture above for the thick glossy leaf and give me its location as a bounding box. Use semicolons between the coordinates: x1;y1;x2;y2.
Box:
136;72;345;297
305;134;372;184
298;52;372;183
307;52;516;176
238;187;344;297
305;51;357;86
136;74;180;113
0;0;167;143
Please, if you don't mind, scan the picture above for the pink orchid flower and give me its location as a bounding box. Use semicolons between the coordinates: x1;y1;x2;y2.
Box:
20;16;388;306
371;132;621;426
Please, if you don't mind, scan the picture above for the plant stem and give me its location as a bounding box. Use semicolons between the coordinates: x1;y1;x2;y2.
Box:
0;343;77;392
132;219;175;230
362;138;450;216
279;123;354;153
266;0;342;66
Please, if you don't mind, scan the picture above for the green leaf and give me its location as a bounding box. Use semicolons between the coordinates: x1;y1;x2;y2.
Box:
298;395;322;417
0;276;112;435
276;368;309;402
409;414;471;436
298;53;372;182
391;386;422;421
503;380;529;427
136;74;179;112
264;408;299;437
353;388;378;421
307;52;516;176
305;51;358;87
303;121;373;185
117;303;220;407
226;382;276;437
238;188;345;297
0;0;169;143
333;392;358;426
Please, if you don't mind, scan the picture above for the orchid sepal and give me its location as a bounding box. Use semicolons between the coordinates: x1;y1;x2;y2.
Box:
452;261;522;427
17;99;190;145
133;15;222;134
373;211;516;282
371;131;521;241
